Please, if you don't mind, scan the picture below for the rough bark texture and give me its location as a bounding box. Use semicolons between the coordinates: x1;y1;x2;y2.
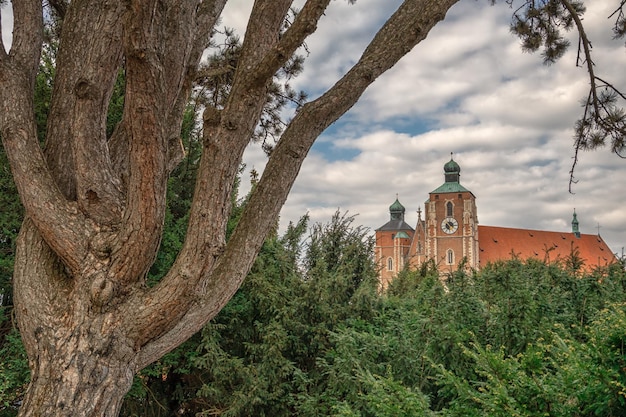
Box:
0;0;458;415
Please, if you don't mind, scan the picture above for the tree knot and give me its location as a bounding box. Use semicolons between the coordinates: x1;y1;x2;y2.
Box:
74;79;99;100
90;275;115;309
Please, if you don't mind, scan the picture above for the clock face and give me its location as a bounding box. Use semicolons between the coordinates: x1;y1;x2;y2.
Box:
441;217;459;234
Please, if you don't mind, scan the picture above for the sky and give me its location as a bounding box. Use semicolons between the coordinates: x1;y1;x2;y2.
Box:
225;0;626;256
2;1;625;256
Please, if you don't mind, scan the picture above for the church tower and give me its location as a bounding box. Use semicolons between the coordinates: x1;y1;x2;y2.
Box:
423;156;479;272
375;198;414;289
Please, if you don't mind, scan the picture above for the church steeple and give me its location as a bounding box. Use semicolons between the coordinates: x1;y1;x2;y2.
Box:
444;153;461;183
572;209;580;238
430;154;471;194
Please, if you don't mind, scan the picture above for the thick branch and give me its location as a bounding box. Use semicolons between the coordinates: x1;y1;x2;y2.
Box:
0;79;88;274
107;0;170;285
0;1;89;273
45;0;125;222
124;0;298;355
133;0;460;369
109;0;228;180
236;0;293;87
8;0;43;71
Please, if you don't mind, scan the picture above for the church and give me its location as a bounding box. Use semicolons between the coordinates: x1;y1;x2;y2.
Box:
375;157;617;288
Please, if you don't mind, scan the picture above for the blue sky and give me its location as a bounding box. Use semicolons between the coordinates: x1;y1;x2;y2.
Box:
2;0;625;256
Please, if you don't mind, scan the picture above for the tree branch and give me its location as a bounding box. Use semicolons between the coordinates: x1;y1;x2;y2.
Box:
133;0;460;369
8;0;43;71
126;0;299;357
561;0;626;189
107;0;171;285
251;0;332;87
0;0;90;273
561;0;599;114
44;0;125;219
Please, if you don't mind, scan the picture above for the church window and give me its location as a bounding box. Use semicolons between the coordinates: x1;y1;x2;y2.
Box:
387;257;393;271
447;249;454;265
446;201;453;217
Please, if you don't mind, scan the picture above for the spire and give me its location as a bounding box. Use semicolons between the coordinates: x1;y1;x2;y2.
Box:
571;209;580;238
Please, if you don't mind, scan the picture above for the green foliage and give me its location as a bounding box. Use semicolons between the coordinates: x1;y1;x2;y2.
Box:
0;329;29;416
438;303;626;417
106;70;126;139
190;212;382;417
510;0;582;64
0;148;21;311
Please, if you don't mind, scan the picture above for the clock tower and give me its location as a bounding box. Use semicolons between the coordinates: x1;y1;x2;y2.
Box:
423;156;479;272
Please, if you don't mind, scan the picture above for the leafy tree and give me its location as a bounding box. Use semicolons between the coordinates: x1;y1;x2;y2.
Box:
0;1;459;414
0;1;624;416
437;303;626;417
188;212;381;417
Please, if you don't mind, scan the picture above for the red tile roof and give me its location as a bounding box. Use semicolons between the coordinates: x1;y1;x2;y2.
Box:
478;225;617;271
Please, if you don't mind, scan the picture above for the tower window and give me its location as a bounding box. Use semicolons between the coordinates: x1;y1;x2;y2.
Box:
387;257;393;271
446;201;453;217
447;249;454;265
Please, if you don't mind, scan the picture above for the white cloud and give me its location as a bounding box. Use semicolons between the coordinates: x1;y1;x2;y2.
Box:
260;0;626;255
2;0;624;255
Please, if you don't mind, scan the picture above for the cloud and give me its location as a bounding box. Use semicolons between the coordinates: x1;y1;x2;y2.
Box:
0;2;13;52
2;0;624;255
260;0;626;255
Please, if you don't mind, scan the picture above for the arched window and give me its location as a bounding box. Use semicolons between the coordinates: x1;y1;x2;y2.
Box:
447;249;454;265
446;201;453;217
387;257;394;271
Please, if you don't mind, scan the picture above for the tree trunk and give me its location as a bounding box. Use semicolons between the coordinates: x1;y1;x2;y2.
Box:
13;221;137;417
18;349;133;417
1;1;460;415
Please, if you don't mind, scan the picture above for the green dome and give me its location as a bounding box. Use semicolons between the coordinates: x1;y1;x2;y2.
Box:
444;158;460;174
389;198;406;221
389;198;405;213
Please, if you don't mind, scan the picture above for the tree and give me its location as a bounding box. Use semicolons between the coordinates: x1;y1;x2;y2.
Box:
0;0;460;415
0;1;623;416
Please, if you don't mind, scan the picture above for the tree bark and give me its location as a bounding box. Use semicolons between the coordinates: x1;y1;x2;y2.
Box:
0;0;459;415
13;221;136;417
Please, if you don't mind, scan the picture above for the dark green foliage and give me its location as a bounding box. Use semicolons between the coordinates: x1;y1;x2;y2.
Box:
190;212;381;417
438;303;626;417
106;70;126;139
510;0;582;64
0;329;29;416
2;193;625;416
0;148;21;313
